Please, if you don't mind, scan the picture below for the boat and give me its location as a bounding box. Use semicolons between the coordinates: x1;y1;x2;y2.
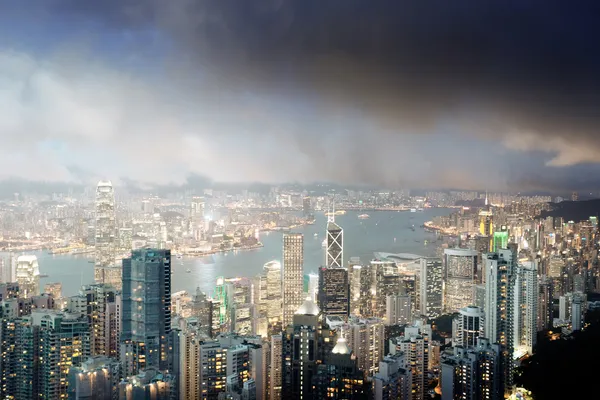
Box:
176;253;183;259
322;239;327;248
186;269;192;273
358;214;370;219
314;233;318;237
411;225;416;232
410;208;417;213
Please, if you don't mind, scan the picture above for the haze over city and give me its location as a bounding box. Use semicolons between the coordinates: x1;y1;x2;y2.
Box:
2;1;600;192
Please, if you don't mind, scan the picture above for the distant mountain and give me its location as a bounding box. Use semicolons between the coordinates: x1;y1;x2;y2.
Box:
541;199;600;222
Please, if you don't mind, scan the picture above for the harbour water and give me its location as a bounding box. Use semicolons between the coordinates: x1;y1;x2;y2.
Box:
4;208;452;297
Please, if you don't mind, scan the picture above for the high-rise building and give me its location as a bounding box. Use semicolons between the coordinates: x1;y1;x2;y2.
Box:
302;196;312;218
176;317;202;400
339;317;385;377
306;272;319;303
571;292;585;331
121;249;172;376
118;368;174;400
514;261;538;356
94;180;119;289
17;310;91;399
15;255;40;298
538;277;553;332
190;196;205;241
373;260;402;319
67;356;121;400
390;323;430;400
326;220;343;268
493;226;509;252
347;258;362;315
443;248;478;313
318;266;350;320
479;203;494;252
372;352;411;400
263;261;283;324
386;294;412;326
419;258;442;318
43;282;62;306
311;338;370;399
455;305;484;347
269;334;283;400
484;249;516;391
281;299;336;399
282;233;304;327
441;338;503;400
76;284;117;357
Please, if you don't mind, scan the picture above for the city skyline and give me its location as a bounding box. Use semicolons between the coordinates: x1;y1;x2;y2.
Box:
1;2;600;192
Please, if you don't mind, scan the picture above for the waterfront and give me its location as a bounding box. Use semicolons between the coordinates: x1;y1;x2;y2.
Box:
2;208;452;297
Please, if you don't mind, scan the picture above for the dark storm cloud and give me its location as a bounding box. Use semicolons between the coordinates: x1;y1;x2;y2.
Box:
5;0;600;191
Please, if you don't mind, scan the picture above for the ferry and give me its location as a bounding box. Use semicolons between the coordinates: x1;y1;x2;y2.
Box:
314;233;318;237
410;208;417;213
358;214;370;219
186;269;192;273
322;239;327;248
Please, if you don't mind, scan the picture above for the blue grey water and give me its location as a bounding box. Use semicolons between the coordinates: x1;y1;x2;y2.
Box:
7;209;452;297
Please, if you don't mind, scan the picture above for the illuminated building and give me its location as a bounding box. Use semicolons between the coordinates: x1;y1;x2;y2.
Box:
190;196;205;241
571;292;585;331
493;226;509;252
269;334;283;400
306;272;319;303
121;249;172;376
311;338;370;398
67;356;121;400
386;294;411;326
537;278;553;332
419;258;442;318
176;317;201;400
479;207;494;252
372;353;411;400
17;310;91;399
326;219;344;268
390;323;430;400
281;299;336;399
43;282;62;306
118;369;174;400
484;249;516;390
282;233;304;327
443;248;478;313
441;338;503;400
77;284;117;357
339;317;385;377
15;255;40;298
213;277;229;332
318;266;350;320
94;180;119;289
347;257;362;315
263;261;283;323
373;260;402;319
514;262;538;356
455;306;484;347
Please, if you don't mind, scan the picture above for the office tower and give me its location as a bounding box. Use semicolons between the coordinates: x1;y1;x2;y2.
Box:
372;353;411;400
189;289;215;338
190;196;205;240
443;248;478;313
306;272;319;303
484;249;515;391
386;294;412;326
15;255;40;298
232;302;256;335
78;284;117;357
359;262;375;317
571;292;585;331
311;338;370;399
121;249;172;376
118;369;174;400
270;334;283;400
318;266;350;320
514;262;538;356
339;317;385;377
348;258;362;315
441;338;503;400
282;233;304;327
326;219;343;268
373;260;402;318
17;310;91;399
538;277;553;331
472;284;486;310
176;318;202;400
419;258;443;318
281;299;336;399
95;180;120;289
390;323;430;400
213;277;230;333
479;202;494;251
455;305;484;347
67;356;121;400
263;261;283;324
493;226;509;252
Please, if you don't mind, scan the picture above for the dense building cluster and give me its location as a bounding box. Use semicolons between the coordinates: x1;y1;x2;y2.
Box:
0;184;597;399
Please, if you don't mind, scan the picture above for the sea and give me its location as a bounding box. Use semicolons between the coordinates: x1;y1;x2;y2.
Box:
3;208;453;297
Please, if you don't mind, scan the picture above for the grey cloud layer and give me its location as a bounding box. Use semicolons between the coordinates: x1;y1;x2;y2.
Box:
2;0;600;190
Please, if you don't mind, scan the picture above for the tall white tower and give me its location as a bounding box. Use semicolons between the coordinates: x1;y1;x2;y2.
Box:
94;180;119;289
15;255;40;298
282;233;304;327
325;200;343;268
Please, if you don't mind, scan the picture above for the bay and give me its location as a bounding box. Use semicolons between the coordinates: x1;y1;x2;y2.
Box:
4;208;452;297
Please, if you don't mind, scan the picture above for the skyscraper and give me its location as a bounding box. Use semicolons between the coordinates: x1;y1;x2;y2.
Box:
443;248;478;313
263;261;283;324
386;294;412;326
419;258;442;318
317;266;350;320
15;255;40;298
94;180;119;289
455;305;484;348
339;317;386;377
390;323;430;400
514;261;538;356
372;353;411;400
121;249;172;376
326;220;343;268
282;233;304;327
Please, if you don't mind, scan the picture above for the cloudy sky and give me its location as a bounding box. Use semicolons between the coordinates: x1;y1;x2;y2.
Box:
1;0;600;192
